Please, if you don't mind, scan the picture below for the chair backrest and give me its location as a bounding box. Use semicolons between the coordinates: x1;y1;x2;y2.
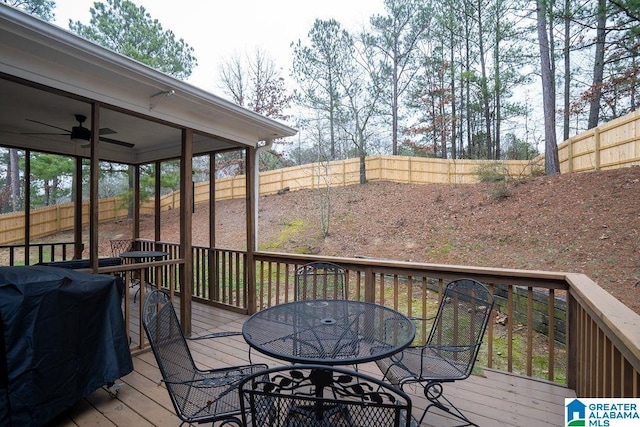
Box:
110;239;133;256
142;290;200;415
239;364;414;427
425;278;494;379
294;261;346;300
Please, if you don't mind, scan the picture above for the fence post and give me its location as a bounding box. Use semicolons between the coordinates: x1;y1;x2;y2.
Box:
567;137;574;174
280;169;284;192
594;127;601;171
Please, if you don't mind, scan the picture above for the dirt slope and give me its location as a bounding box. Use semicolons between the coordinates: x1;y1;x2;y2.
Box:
99;166;640;314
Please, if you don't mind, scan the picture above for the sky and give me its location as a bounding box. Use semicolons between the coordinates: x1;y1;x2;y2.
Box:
53;0;386;95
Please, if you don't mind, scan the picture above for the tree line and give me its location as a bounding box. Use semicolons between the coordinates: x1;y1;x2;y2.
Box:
218;0;638;178
2;0;638;212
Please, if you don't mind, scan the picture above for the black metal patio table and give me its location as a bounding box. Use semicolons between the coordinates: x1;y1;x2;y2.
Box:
242;300;416;424
118;250;169;261
242;299;415;365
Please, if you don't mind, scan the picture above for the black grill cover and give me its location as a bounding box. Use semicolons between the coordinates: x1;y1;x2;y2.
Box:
0;266;133;426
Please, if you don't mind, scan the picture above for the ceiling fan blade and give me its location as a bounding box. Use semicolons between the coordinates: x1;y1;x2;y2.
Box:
25;116;131;147
26;119;70;133
21;132;70;136
99;136;135;148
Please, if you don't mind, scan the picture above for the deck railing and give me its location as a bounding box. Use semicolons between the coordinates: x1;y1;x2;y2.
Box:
95;256;183;350
0;241;76;265
3;241;639;398
184;248;639;398
250;252;572;383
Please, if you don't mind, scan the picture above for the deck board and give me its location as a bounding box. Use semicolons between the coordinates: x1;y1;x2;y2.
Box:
45;300;575;426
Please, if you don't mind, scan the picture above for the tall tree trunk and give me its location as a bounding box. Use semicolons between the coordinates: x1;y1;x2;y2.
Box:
459;66;465;157
127;165;135;219
537;0;561;175
632;52;638;111
563;0;571;141
588;0;607;129
392;57;399;155
44;181;50;206
9;149;20;211
52;176;59;205
6;150;13;214
329;74;337;160
359;144;367;185
440;78;447;159
477;0;493;159
450;34;457;159
355;115;367;184
494;3;502;160
431;94;438;154
465;7;472;157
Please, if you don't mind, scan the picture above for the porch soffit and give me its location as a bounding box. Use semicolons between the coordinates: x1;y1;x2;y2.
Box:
0;5;297;165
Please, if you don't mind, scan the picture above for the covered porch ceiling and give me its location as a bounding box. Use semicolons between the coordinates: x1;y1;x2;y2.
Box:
0;5;296;164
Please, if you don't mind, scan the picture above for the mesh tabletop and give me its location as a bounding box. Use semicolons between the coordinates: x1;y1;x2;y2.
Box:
242;300;415;365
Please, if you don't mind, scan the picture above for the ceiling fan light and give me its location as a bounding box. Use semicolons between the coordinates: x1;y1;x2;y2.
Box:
70;125;91;142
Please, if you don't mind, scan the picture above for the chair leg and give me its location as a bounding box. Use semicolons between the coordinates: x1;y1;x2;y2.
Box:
419;381;477;427
132;280;141;303
218;416;243;426
134;281;157;303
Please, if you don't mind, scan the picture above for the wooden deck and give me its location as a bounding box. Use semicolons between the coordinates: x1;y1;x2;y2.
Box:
45;297;576;427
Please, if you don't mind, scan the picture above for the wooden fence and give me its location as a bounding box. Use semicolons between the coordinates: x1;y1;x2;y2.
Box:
256;156;535;196
2;108;640;244
556;110;640;173
0;197;130;245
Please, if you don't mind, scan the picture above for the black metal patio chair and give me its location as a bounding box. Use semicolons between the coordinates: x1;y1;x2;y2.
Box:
375;278;494;427
109;238;134;257
294;261;347;301
142;289;268;426
239;364;419;427
291;262;362;365
110;238;143;300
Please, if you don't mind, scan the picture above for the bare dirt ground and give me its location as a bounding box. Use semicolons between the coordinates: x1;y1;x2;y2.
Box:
94;165;640;314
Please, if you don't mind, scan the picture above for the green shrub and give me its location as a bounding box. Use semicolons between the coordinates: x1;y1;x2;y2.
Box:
475;163;509;182
474;163;512;200
530;164;545;177
491;180;511;200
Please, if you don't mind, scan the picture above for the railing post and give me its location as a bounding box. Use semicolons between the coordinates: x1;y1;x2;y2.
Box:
363;266;375;303
179;129;193;334
246;146;257;314
566;292;578;392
